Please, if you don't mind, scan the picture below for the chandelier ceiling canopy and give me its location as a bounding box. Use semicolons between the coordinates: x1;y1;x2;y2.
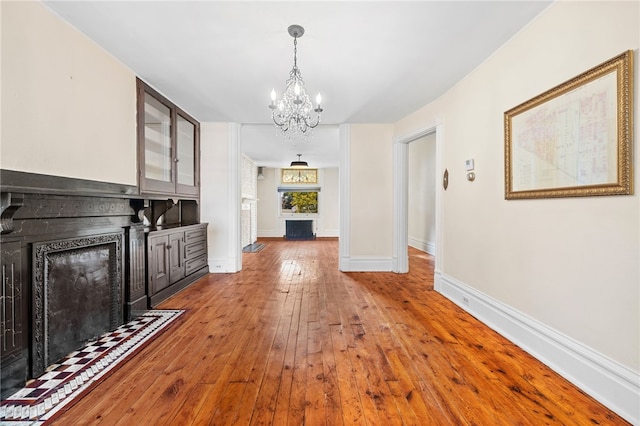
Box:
269;25;322;139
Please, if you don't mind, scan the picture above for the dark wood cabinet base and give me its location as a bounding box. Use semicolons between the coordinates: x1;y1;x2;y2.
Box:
149;265;209;307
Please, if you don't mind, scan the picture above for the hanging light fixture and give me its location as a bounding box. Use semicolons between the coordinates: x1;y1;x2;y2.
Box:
269;25;323;138
290;154;308;168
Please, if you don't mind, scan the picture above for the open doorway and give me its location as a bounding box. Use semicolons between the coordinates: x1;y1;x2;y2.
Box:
392;123;442;274
407;132;436;256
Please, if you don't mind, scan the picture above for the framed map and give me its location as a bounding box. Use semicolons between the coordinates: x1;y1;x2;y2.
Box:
505;50;633;199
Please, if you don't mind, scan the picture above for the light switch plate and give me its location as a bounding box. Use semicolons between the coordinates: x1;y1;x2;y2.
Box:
465;159;475;171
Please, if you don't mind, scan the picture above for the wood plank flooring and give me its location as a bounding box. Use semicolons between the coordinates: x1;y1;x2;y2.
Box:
52;239;628;425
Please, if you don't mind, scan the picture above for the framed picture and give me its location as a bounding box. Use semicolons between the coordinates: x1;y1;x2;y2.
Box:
504;50;633;199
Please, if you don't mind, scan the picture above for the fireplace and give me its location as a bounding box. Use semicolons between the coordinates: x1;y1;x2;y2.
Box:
31;232;123;376
285;220;315;240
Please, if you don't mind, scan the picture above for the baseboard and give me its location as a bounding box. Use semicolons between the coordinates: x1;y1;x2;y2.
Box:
208;257;240;273
317;229;339;238
435;272;639;425
408;237;436;255
339;257;393;272
257;230;283;238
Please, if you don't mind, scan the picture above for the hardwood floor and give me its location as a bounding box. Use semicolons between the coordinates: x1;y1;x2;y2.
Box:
53;239;627;425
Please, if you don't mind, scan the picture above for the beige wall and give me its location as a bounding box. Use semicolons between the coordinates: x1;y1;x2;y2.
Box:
201;122;237;272
257;167;279;235
1;1;137;185
321;167;339;234
349;124;395;257
396;1;639;371
408;133;436;253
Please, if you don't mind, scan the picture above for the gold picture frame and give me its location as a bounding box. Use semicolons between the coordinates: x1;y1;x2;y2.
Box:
504;50;633;199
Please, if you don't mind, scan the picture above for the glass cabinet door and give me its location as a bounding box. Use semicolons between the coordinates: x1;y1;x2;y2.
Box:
176;114;195;187
144;96;172;183
138;79;200;197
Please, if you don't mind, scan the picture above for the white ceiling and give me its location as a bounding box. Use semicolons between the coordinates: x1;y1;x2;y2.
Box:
43;1;551;168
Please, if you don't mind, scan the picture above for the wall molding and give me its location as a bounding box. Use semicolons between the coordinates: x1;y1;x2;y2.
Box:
230;123;242;272
408;237;436;256
1;169;138;198
208;256;238;274
340;257;393;272
338;124;351;271
435;272;640;425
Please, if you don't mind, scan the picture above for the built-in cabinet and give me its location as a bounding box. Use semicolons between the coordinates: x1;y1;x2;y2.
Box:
137;78;200;199
147;223;208;307
136;78;208;307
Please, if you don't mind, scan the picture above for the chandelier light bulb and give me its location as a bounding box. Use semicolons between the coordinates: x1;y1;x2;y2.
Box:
271;89;277;102
316;93;322;107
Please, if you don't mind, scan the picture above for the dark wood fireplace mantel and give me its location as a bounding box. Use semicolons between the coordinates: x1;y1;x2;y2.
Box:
0;171;145;398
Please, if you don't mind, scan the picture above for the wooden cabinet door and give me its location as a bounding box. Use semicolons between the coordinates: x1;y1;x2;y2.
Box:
148;234;170;294
168;232;185;283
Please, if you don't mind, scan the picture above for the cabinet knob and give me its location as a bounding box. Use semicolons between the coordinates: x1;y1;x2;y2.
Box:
174;158;179;163
166;245;172;249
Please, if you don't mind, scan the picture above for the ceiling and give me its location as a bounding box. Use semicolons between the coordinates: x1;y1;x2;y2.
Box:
43;1;551;168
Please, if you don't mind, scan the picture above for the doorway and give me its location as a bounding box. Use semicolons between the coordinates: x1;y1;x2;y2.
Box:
392;122;442;274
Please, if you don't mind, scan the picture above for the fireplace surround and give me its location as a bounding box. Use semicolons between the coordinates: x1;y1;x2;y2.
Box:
31;232;123;377
0;171;139;398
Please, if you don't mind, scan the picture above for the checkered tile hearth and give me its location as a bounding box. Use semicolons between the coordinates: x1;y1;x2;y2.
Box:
0;310;184;425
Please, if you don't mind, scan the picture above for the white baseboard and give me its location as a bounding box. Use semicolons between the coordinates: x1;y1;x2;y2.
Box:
257;230;283;238
317;229;339;237
435;272;639;425
408;237;436;255
208;257;239;273
339;257;393;272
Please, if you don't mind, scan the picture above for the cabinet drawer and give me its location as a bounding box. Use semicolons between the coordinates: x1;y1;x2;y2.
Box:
185;241;206;259
185;228;206;244
185;254;207;275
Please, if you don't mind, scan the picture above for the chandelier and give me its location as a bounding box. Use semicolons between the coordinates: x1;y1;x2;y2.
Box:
269;25;322;137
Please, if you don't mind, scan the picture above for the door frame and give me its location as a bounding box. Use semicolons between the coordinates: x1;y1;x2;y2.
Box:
392;118;444;273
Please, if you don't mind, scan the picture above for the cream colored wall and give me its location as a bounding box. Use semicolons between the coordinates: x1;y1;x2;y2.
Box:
396;1;639;371
349;124;395;257
257;167;279;235
1;1;136;185
321;167;339;234
201;122;237;272
408;133;436;253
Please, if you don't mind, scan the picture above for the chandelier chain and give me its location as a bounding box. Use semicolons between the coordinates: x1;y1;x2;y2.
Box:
293;37;298;69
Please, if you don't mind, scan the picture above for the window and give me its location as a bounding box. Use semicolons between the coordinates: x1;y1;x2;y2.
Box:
281;168;317;184
281;191;318;214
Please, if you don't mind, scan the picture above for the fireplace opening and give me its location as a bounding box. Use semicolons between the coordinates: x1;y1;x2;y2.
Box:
32;233;123;376
285;220;315;240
